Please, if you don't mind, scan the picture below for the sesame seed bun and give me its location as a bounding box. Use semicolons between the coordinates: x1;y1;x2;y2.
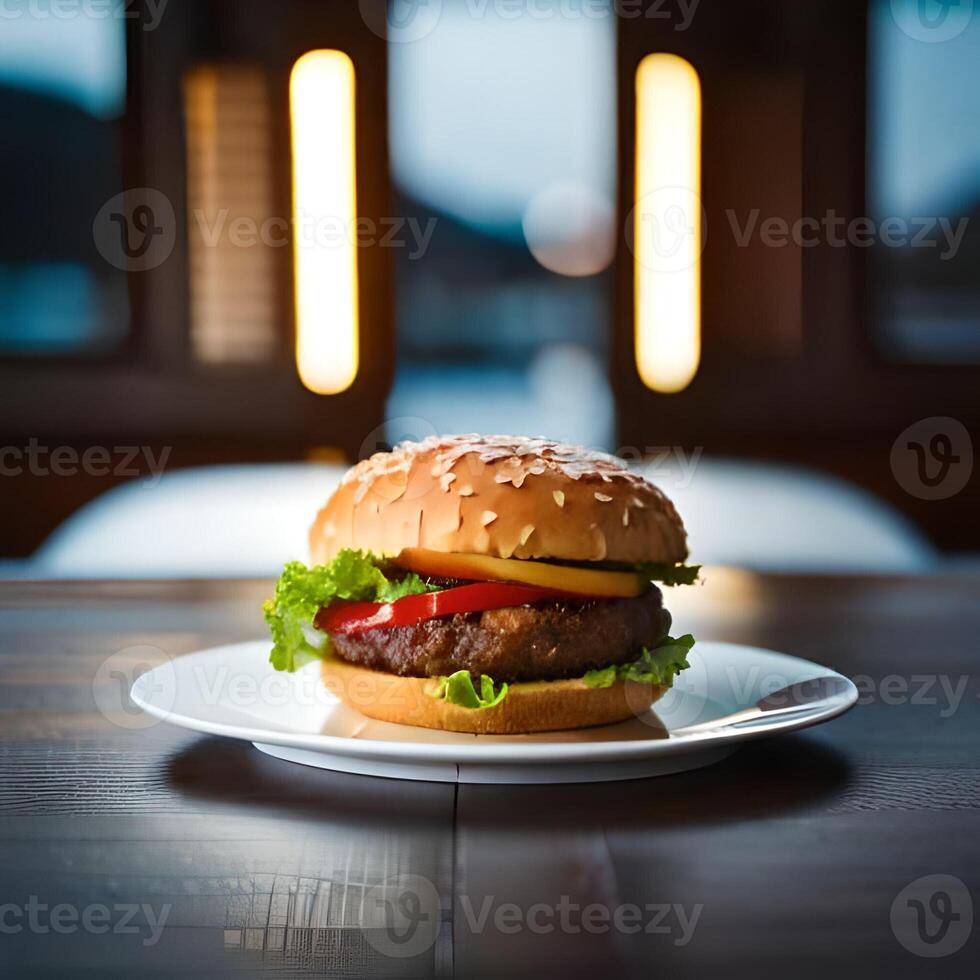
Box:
320;655;669;735
310;435;688;565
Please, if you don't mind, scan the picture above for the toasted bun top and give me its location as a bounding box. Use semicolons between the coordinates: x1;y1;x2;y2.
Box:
310;435;688;565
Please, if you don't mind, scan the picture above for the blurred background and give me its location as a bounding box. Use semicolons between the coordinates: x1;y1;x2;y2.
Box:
0;0;976;578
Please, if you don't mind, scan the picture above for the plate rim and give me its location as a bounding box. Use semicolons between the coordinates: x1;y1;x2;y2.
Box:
131;639;857;766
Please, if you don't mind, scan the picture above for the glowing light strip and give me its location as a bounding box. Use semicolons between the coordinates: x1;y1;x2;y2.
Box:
290;50;359;395
634;53;702;394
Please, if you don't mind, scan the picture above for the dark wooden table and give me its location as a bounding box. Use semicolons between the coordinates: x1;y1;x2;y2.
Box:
2;571;978;978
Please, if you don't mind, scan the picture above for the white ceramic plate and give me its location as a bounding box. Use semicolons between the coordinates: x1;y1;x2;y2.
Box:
131;640;856;784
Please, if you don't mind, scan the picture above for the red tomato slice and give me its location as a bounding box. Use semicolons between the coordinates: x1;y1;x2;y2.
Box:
316;581;581;635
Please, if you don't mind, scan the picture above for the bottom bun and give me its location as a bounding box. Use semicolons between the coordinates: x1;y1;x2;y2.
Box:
320;655;669;735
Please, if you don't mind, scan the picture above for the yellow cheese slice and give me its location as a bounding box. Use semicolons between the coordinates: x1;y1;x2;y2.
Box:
396;548;645;598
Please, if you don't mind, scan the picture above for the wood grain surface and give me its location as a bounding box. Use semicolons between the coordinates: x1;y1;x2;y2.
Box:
1;570;978;977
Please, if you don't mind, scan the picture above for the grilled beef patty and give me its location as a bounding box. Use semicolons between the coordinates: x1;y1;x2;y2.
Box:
323;589;671;683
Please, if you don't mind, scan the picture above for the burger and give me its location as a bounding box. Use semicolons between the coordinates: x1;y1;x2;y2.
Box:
264;435;699;735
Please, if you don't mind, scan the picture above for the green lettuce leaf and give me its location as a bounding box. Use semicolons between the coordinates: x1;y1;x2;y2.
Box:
584;634;695;689
427;635;695;711
264;550;437;672
581;664;618;689
431;671;509;709
634;562;702;587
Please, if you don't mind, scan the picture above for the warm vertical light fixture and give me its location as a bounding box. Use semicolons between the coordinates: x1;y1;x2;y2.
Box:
634;53;702;394
290;50;359;395
185;66;277;365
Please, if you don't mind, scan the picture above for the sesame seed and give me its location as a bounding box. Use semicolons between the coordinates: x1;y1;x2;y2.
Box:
480;511;498;526
519;524;535;545
622;509;630;527
552;490;565;508
592;528;607;561
458;485;474;497
595;492;613;503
